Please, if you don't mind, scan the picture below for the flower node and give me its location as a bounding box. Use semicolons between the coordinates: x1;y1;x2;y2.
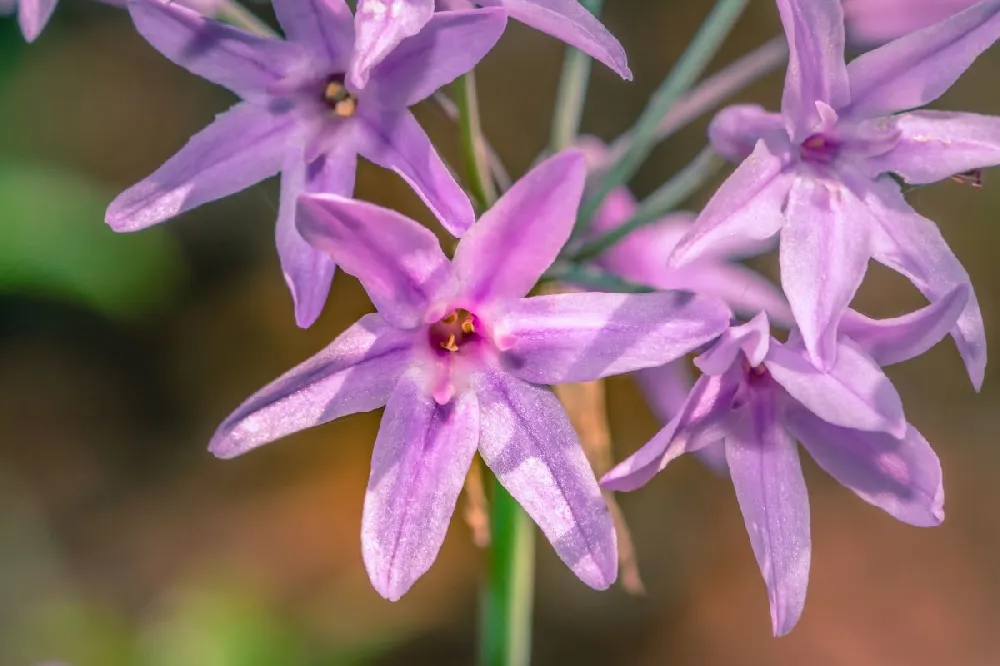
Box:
799;133;838;164
429;309;480;354
322;74;358;118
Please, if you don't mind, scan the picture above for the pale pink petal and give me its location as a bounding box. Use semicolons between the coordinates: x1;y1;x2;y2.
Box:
349;0;434;90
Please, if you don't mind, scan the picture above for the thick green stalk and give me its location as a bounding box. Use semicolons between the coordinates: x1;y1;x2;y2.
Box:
550;0;604;152
575;0;749;231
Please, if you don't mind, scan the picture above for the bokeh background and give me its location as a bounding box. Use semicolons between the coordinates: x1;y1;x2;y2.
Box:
2;1;999;664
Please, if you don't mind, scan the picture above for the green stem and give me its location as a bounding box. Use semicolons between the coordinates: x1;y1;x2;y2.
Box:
572;147;723;261
454;72;498;209
215;0;277;37
479;484;536;666
575;0;749;231
550;0;604;152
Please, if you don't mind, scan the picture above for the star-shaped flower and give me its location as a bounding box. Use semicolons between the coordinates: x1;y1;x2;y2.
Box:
348;0;630;89
603;285;969;635
670;0;1000;386
107;0;506;327
209;151;732;600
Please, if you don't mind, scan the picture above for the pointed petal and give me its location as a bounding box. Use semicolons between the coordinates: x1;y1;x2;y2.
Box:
454;150;586;302
766;339;906;436
296;194;453;329
128;0;304;98
786;403;943;527
863;177;985;389
868;110;1000;185
107;102;295;232
601;372;738;492
363;8;508;107
477;371;617;589
780;175;873;369
839;285;970;366
17;0;57;41
694;312;771;376
355;109;474;237
845;0;1000;119
272;0;354;69
473;0;630;79
349;0;434;90
709;104;786;163
277;134;359;329
210;314;414;458
362;374;479;600
776;0;849;139
725;398;811;637
669;140;791;268
495;291;731;384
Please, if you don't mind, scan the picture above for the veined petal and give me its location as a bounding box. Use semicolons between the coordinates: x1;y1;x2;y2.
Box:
17;0;57;42
709;104;786;163
495;291;731;384
454;150;586;302
362;374;479;600
106;102;295;232
867;110;1000;184
839;285;969;366
364;8;507;107
779;174;873;369
845;0;1000;119
276;132;359;329
210;313;414;458
726;397;811;637
695;312;771;376
473;0;630;78
766;339;906;436
127;0;304;98
669;140;791;268
355;109;474;237
477;371;617;589
776;0;850;140
672;263;794;329
863;177;985;389
349;0;434;90
272;0;354;69
296;194;453;329
785;402;943;527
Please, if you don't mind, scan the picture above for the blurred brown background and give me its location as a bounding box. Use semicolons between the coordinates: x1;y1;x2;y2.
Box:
1;1;999;665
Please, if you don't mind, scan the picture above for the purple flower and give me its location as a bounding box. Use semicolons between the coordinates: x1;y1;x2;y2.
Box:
844;0;979;45
672;0;1000;386
209;151;732;600
348;0;630;90
602;285;969;635
1;0;57;41
106;0;506;328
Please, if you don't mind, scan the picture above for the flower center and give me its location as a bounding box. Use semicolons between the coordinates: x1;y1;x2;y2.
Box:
321;74;357;118
428;309;480;355
799;132;838;164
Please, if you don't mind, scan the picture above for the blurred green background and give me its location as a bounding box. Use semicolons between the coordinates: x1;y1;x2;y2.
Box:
2;2;1000;664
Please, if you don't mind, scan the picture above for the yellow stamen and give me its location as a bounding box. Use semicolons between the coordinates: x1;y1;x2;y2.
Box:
333;97;356;118
442;311;459;325
440;334;459;352
461;318;476;334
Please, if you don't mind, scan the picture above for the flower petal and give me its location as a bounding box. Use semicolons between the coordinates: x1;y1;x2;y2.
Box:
296;194;453;329
362;373;479;600
349;0;434;90
17;0;57;42
695;312;771;376
634;360;693;423
776;0;850;139
839;285;969;366
355;109;474;237
210;313;414;458
106;101;295;232
363;8;508;107
785;402;943;527
845;0;1000;119
766;339;906;436
127;0;304;98
672;263;794;329
863;177;985;389
669;140;791;268
276;133;359;329
454;150;586;302
725;397;811;637
477;370;617;589
272;0;354;68
867;110;1000;185
473;0;630;78
495;291;731;384
779;174;873;369
709;104;786;163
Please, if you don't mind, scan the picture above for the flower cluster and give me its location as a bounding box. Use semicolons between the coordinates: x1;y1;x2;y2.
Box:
11;0;1000;638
